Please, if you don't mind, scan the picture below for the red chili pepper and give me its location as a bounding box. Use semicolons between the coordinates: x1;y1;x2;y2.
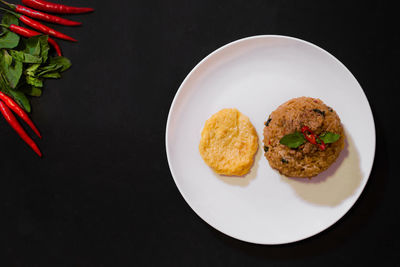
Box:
318;141;326;151
0;100;42;157
301;126;326;151
0;0;81;26
0;23;62;56
301;126;316;144
0;7;77;42
22;0;94;14
0;91;41;138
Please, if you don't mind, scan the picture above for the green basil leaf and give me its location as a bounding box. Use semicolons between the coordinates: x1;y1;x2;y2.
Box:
23;35;49;61
36;64;63;77
41;72;61;79
0;14;20;49
0;32;19;49
26;76;43;87
319;132;341;144
25;63;41;76
6;89;31;112
38;36;49;62
9;50;42;63
3;49;12;65
0;50;23;88
24;39;41;57
0;72;10;90
35;57;72;77
279;131;306;148
48;56;71;72
1;13;19;26
7;60;22;88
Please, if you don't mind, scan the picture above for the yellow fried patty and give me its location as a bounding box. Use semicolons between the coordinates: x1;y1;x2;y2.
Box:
199;108;258;176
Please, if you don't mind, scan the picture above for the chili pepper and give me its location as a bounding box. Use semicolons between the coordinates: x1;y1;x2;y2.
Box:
0;0;81;26
318;140;326;151
22;0;94;14
301;126;316;144
0;100;42;157
0;23;62;56
0;91;41;138
0;7;77;42
301;126;326;151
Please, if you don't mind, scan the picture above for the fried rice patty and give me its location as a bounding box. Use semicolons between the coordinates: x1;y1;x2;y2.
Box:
263;97;345;178
199;108;258;176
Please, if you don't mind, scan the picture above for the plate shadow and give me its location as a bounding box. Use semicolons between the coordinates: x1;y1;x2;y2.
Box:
281;130;362;206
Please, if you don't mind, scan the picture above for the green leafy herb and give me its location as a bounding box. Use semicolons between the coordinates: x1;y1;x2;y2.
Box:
9;50;42;63
41;72;61;79
35;64;60;76
319;132;341;144
26;76;43;87
23;35;50;62
1;13;19;27
0;17;71;111
0;32;19;50
0;50;23;88
47;56;71;72
6;87;31;112
281;158;289;164
263;146;269;152
25;63;41;76
0;13;20;49
279;131;306;148
0;28;71;111
24;39;41;57
1;73;31;112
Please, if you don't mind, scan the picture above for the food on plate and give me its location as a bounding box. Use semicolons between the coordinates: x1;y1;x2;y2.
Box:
199;108;258;176
263;97;344;178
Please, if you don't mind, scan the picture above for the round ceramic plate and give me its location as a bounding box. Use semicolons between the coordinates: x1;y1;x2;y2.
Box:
165;35;375;245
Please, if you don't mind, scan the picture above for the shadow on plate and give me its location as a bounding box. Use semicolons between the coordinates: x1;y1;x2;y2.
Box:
213;144;262;187
281;130;362;206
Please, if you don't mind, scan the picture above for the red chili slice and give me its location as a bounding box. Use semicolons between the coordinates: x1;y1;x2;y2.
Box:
301;126;326;151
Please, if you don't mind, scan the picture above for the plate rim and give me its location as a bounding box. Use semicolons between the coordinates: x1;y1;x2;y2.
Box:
165;35;376;245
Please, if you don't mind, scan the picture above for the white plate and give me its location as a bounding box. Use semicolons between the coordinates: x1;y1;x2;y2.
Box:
165;35;375;245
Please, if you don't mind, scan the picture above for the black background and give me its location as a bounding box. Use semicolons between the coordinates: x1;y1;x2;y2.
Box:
1;0;397;266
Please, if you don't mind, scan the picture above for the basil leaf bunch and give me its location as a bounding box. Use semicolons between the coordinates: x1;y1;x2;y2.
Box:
280;131;341;149
0;13;71;112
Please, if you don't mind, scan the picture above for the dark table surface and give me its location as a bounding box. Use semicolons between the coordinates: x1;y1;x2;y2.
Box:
1;0;397;266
